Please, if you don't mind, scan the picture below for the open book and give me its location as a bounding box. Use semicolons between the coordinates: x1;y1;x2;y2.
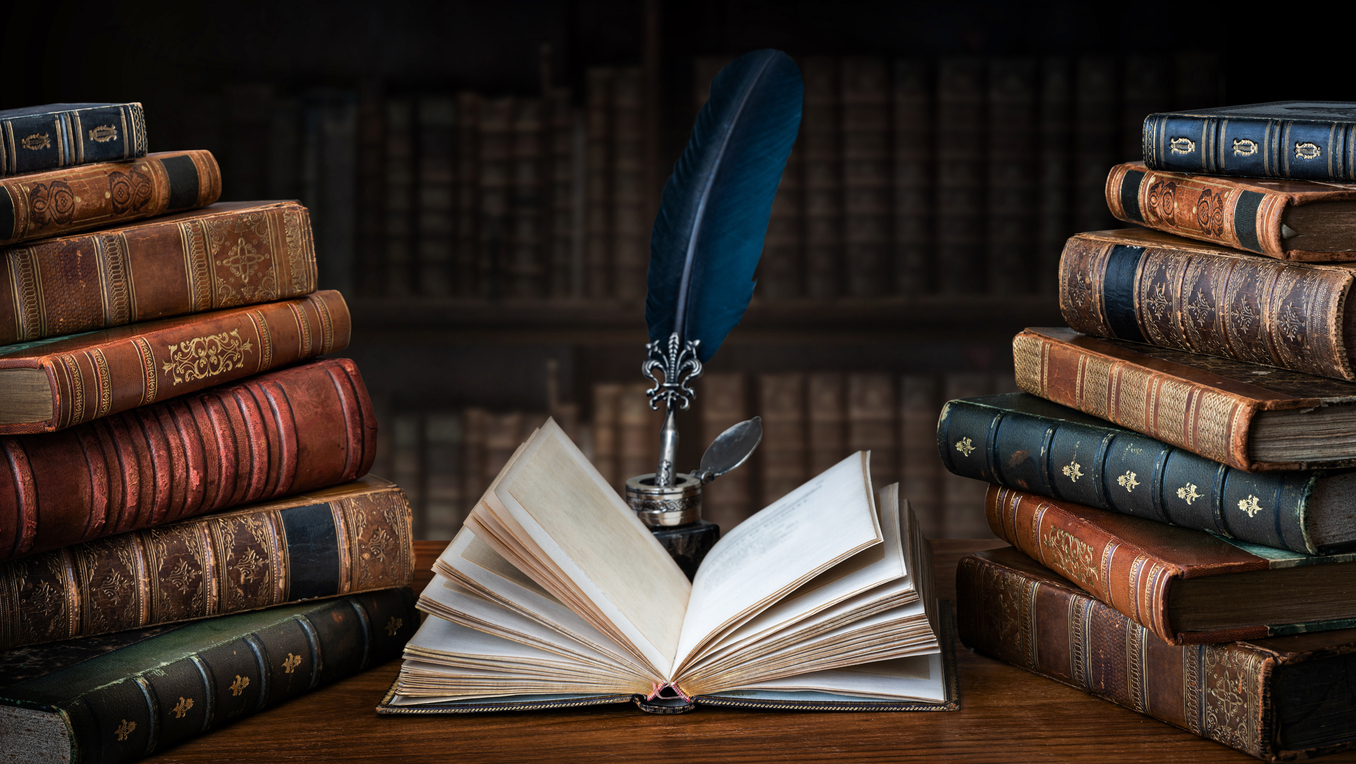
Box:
378;419;954;713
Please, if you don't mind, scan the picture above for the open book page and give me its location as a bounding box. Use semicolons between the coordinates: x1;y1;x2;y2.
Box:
486;419;691;675
672;452;883;676
712;654;947;702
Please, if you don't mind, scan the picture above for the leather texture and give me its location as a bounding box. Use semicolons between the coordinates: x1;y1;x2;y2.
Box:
0;476;412;649
0;150;221;246
1013;326;1356;471
1060;228;1356;380
0;103;147;177
0;289;349;434
956;547;1356;762
0;201;317;345
937;393;1321;554
1106;161;1356;261
0;357;377;562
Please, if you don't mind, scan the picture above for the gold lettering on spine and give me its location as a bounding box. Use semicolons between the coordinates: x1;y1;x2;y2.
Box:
162;330;251;386
1203;646;1264;755
59;354;85;428
7;247;43;341
88;348;113;418
132;337;157;405
1040;525;1099;591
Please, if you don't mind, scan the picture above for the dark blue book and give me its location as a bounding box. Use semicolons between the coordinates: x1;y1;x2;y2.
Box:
0;103;148;177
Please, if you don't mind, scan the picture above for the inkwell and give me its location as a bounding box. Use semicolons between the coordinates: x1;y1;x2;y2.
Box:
623;49;802;578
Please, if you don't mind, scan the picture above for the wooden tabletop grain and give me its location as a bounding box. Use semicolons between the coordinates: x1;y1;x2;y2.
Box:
139;539;1356;764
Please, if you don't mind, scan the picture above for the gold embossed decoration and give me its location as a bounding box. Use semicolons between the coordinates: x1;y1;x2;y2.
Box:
1040;525;1099;589
1232;138;1258;157
172;697;194;718
1194;189;1227;237
1117;471;1140;492
1062;459;1084;482
1170;137;1196;155
1177;483;1202;504
114;719;136;741
1295;141;1322;160
955;437;976;457
1238;495;1263;518
208;212;279;304
229;675;250;696
88;124;118;143
21;133;50;151
283;653;303;674
386;616;404;636
162;329;252;385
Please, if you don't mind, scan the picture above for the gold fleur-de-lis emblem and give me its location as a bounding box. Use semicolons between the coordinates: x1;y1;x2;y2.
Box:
88;124;118;143
955;437;976;457
229;675;250;696
386;616;403;636
114;719;136;741
1170;137;1196;155
1061;458;1083;482
1232;138;1258;157
1177;483;1202;505
283;653;302;674
21;133;50;151
172;697;194;718
1117;471;1139;492
1295;141;1322;160
1238;495;1263;517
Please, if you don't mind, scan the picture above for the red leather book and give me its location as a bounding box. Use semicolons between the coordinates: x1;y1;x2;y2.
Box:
0;357;376;562
0;150;221;247
985;484;1356;645
0;200;317;345
0;290;348;434
0;476;411;649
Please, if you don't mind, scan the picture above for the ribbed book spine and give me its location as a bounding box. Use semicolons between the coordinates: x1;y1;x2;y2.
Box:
0;478;413;648
0;151;221;247
0;357;376;562
936;397;1318;553
0;103;148;177
0;201;318;345
1144;111;1356;181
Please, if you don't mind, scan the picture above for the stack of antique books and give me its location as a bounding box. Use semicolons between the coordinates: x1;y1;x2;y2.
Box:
0;102;418;763
941;102;1356;761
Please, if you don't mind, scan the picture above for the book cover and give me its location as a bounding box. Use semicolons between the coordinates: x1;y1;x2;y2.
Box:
1059;227;1356;380
0;150;220;247
0;290;349;434
0;201;317;345
0;476;413;649
958;547;1356;763
0;103;147;178
0;587;418;764
1013;326;1356;471
1144;101;1356;182
1106;161;1356;261
985;484;1356;644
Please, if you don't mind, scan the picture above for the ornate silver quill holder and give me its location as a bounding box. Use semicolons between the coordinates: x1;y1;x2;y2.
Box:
626;333;761;579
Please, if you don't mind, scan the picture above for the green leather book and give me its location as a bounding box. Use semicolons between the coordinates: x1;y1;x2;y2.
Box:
0;588;418;764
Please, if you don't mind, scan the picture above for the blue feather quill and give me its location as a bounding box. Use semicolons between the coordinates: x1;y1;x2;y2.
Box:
645;49;803;363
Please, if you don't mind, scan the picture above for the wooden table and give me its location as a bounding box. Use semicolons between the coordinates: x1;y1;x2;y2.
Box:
141;539;1356;763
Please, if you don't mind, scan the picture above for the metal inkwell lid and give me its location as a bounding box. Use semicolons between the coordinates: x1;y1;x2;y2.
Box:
625;416;762;528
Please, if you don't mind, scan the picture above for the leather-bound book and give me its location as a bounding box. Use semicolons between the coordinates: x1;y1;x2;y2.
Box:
0;150;220;247
0;588;418;764
940;372;995;539
1060;228;1356;381
958;546;1356;763
985;484;1356;644
0;476;412;649
0;200;317;345
0;103;147;178
938;392;1356;555
0;290;348;435
1106;161;1356;261
1144;101;1356;183
1013;326;1356;471
0;357;376;563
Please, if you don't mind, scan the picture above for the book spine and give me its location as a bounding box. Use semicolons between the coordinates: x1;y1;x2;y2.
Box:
0;103;148;178
0;150;221;247
1058;233;1356;381
1011;328;1256;471
1035;57;1072;296
415;95;457;297
936;58;985;294
584;68;614;299
892;59;933;296
983;485;1184;643
455;92;483;298
1104;163;1289;259
16;290;350;434
956;554;1272;760
0;357;377;562
986;58;1037;295
847;373;898;489
478;97;515;299
841;57;892;298
0;202;319;345
1144;112;1356;182
507;97;545;299
757;373;806;505
801;57;842;300
611;68;646;302
59;588;419;764
940;373;995;539
936;398;1319;553
0;481;413;648
382;98;415;297
390;412;425;538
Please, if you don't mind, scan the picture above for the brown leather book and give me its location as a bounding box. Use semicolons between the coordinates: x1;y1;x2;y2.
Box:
0;357;376;563
1060;228;1356;381
1106;160;1356;261
0;476;412;650
958;546;1356;762
0;150;221;247
985;484;1356;644
0;200;317;345
1013;326;1356;471
0;290;348;434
